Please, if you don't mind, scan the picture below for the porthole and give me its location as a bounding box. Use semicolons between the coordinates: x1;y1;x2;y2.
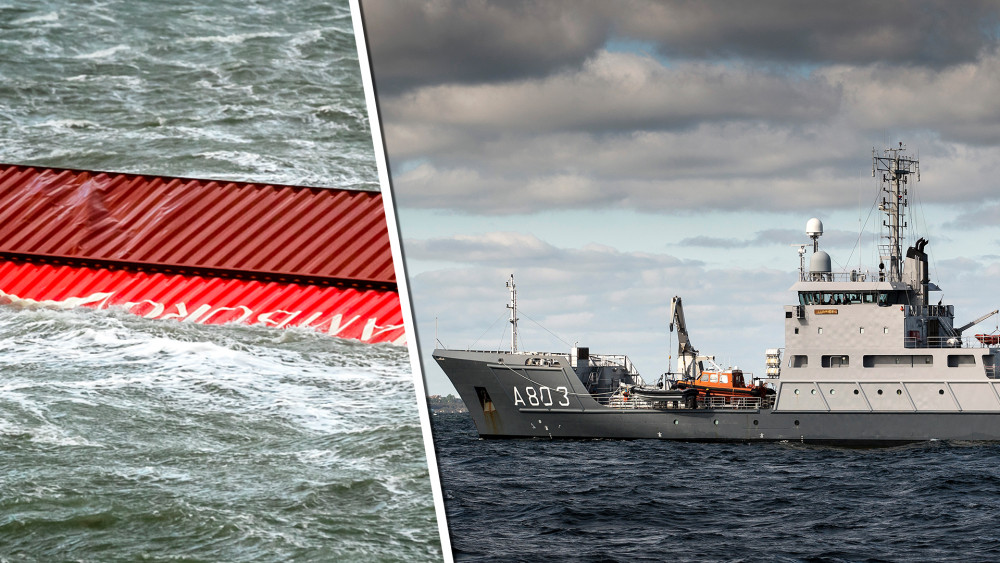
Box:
753;419;759;426
794;420;800;426
794;389;800;395
853;389;859;395
896;389;903;396
939;389;945;395
714;419;719;426
877;389;884;395
829;389;836;395
810;389;816;395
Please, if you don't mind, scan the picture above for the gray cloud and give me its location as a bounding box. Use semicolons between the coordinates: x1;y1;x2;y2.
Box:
679;228;876;249
364;0;1000;94
943;203;1000;230
381;47;1000;150
385;51;841;134
387;124;888;214
617;0;1000;69
824;52;1000;144
367;3;1000;217
405;231;695;269
363;0;612;94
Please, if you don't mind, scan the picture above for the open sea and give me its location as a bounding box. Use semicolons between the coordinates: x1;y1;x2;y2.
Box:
433;412;1000;562
0;0;441;560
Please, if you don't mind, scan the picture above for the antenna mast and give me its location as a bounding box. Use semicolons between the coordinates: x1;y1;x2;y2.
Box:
506;274;518;353
873;143;919;283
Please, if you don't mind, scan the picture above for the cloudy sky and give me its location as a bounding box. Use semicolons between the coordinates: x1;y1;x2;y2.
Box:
362;0;1000;395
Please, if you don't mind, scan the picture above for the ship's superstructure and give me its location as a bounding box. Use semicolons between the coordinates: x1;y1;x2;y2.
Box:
779;145;1000;413
433;145;1000;442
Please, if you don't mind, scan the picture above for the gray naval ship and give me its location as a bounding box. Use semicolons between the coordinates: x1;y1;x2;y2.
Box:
433;145;1000;443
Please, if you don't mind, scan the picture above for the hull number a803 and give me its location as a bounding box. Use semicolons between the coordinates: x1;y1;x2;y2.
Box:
513;385;570;407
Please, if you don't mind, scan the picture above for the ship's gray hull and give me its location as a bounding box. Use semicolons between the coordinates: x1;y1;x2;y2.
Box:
435;348;1000;443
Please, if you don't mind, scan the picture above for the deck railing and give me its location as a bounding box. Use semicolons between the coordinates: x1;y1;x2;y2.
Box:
606;393;774;411
590;354;640;377
698;396;773;410
905;335;999;349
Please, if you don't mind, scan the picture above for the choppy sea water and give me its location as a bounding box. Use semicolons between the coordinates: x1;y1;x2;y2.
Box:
434;413;1000;562
0;1;441;560
0;307;438;561
0;0;376;189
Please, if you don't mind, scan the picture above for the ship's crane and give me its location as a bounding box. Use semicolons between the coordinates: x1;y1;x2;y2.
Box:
671;296;701;379
956;309;1000;335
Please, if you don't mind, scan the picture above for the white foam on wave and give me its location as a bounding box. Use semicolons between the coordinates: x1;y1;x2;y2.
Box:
180;31;284;46
0;383;101;448
63;74;144;89
35;119;102;130
0;306;413;440
170;126;251;144
12;12;59;25
288;29;322;48
75;44;130;60
195;150;281;172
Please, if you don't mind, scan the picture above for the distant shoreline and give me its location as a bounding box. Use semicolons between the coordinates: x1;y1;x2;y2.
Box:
427;394;468;414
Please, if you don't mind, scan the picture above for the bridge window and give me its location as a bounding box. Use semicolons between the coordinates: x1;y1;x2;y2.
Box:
799;291;879;306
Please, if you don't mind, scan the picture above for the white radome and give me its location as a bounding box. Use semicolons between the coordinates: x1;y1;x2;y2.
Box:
806;217;824;237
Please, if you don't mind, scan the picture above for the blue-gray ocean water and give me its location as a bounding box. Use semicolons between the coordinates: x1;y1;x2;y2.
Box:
434;413;1000;562
0;1;440;560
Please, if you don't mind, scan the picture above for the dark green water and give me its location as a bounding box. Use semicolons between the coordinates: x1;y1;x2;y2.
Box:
0;309;438;561
0;1;440;560
0;0;376;189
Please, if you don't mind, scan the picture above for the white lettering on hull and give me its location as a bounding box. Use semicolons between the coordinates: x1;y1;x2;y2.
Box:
0;290;403;344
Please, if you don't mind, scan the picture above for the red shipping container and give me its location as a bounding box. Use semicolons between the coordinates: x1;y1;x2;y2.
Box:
0;164;404;344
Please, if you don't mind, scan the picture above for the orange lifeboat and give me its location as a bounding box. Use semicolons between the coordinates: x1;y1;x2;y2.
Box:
976;334;1000;345
671;369;772;402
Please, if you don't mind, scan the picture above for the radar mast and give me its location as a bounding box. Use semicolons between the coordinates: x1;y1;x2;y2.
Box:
506;274;518;353
873;143;919;283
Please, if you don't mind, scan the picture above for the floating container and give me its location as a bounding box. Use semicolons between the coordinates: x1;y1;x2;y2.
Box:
0;164;404;344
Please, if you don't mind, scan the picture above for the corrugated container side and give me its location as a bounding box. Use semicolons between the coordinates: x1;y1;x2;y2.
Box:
0;164;396;284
